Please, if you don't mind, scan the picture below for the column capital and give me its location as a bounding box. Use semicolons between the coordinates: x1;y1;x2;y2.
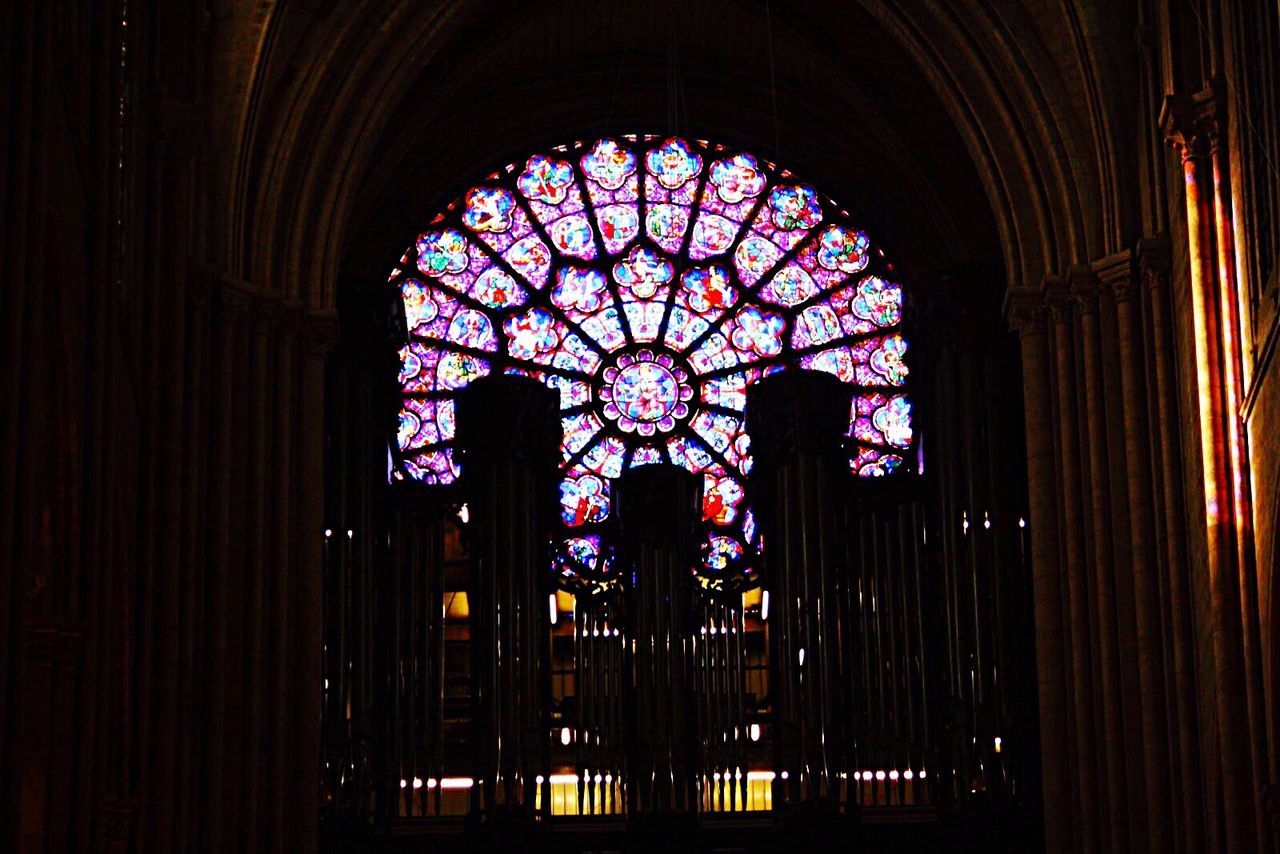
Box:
103;796;138;843
26;620;83;666
1160;80;1223;161
217;277;255;325
301;309;340;356
1004;288;1049;335
188;263;219;314
1136;235;1172;294
271;298;304;340
1092;250;1137;303
1043;274;1074;324
1068;266;1101;315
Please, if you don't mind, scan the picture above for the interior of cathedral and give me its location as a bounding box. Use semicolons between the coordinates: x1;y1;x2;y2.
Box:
3;1;1279;852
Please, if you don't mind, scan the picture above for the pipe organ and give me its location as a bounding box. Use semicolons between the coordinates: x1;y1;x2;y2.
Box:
320;290;1038;844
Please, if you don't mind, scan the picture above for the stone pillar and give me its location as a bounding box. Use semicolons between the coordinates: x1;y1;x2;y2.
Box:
1099;252;1174;852
746;370;850;810
178;276;213;851
615;465;702;816
202;286;247;851
1006;290;1071;853
1046;281;1101;853
455;375;560;814
268;308;298;848
1162;90;1261;853
1207;95;1272;854
1139;239;1206;851
292;311;336;854
1073;271;1135;852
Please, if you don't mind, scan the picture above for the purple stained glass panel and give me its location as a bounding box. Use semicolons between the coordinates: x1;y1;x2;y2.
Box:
390;135;913;588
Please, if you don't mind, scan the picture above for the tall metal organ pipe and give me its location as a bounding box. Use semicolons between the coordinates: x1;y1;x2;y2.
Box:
455;375;560;814
614;466;703;816
746;371;853;809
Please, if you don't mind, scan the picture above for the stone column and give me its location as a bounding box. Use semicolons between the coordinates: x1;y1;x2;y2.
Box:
1162;90;1260;853
177;274;213;851
1006;290;1071;853
455;375;560;814
269;306;299;853
1099;252;1174;852
202;285;248;851
1208;95;1272;854
1046;281;1101;853
746;370;850;810
1073;271;1135;852
1139;239;1205;851
291;311;337;854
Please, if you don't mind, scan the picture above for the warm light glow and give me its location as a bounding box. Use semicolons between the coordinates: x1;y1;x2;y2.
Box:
761;590;770;621
560;727;571;746
457;503;470;524
749;723;761;742
549;593;558;625
994;736;1003;753
443;591;469;620
555;590;576;619
440;777;473;789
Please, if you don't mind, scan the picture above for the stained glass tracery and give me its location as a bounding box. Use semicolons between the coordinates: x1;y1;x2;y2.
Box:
390;135;914;591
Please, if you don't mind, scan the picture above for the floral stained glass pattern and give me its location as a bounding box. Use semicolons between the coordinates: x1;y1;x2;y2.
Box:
389;135;913;591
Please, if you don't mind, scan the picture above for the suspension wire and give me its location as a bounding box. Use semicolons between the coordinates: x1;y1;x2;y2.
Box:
677;1;690;137
667;0;679;136
765;0;782;160
604;28;630;139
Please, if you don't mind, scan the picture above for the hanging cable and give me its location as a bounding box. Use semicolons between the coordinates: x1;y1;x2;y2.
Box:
667;0;679;135
765;0;782;160
604;15;629;138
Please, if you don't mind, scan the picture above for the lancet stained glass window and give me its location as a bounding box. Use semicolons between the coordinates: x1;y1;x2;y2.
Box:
390;135;913;591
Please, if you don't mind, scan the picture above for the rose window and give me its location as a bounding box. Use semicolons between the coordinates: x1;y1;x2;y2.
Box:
389;135;915;591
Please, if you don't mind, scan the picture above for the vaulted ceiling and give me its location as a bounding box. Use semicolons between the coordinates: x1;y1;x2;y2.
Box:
204;0;1142;307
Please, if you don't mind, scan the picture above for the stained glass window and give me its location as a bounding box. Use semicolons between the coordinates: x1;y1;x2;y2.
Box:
390;135;913;591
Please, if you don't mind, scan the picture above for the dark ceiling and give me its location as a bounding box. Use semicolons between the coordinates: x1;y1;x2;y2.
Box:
338;0;1000;288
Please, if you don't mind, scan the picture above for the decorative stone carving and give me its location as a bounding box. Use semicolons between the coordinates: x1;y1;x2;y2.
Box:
1160;81;1223;162
1005;290;1048;335
1093;250;1136;303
